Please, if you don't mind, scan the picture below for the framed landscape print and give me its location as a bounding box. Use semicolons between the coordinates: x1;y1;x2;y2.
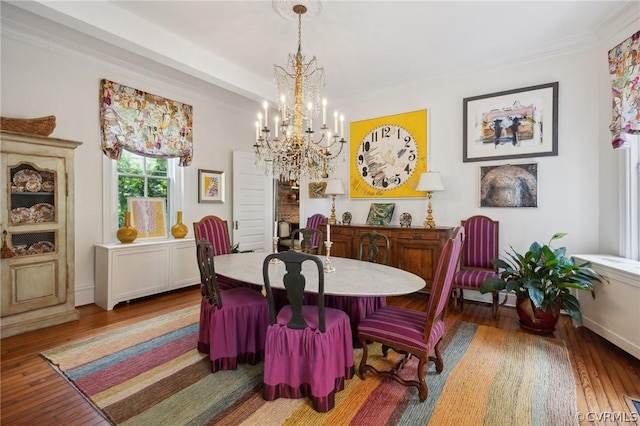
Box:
480;163;538;207
198;169;225;203
463;82;558;162
127;197;168;239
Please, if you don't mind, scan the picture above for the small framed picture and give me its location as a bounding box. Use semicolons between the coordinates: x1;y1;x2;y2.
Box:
198;169;225;203
127;197;168;239
366;203;396;226
308;182;327;198
480;163;538;208
463;82;558;162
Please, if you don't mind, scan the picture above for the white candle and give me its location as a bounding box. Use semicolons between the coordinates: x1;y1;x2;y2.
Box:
263;101;268;124
274;116;279;138
340;114;345;137
322;98;327;125
327;223;331;242
258;112;263;129
255;121;259;140
334;110;338;133
274;221;278;238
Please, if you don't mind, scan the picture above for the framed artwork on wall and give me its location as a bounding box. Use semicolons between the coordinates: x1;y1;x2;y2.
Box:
198;169;225;203
308;182;327;198
463;82;558;162
365;203;396;225
480;163;538;207
350;110;428;198
127;197;168;239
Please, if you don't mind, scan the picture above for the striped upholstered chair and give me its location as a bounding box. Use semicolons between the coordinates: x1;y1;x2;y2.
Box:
358;226;464;401
357;227;463;401
452;215;503;319
193;215;254;291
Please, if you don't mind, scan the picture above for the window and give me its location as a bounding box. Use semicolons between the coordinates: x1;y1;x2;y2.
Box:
116;150;170;228
623;139;640;260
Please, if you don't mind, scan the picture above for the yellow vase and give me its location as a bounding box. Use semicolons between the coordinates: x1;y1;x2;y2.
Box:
117;211;137;244
171;211;188;239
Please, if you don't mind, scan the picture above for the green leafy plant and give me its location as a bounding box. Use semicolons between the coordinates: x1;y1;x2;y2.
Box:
230;243;240;253
480;233;605;325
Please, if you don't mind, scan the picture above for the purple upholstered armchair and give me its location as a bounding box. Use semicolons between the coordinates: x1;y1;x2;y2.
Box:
357;227;463;401
195;239;269;373
452;215;504;318
261;250;354;412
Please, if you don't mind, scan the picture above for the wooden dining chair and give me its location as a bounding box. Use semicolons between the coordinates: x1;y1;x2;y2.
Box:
356;227;463;401
452;215;504;319
261;250;354;412
195;239;270;373
288;227;324;255
325;231;391;343
279;213;326;252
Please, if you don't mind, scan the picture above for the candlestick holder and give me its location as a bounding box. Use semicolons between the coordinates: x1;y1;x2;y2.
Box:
323;241;335;273
270;237;282;264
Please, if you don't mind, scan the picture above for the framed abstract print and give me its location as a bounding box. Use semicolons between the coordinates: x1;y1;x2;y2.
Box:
463;83;558;162
198;169;225;203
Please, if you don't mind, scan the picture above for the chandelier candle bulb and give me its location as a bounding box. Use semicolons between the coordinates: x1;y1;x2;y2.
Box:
263;101;269;123
340;115;344;137
258;112;263;129
334;111;338;132
274;116;279;138
322;98;327;125
327;223;330;242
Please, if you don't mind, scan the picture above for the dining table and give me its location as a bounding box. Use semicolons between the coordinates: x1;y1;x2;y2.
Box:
213;251;425;296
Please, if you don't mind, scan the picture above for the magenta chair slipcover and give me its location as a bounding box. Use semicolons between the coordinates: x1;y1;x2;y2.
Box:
325;232;390;343
262;250;354;412
357;227;463;401
196;239;270;373
452;215;502;318
193;215;254;291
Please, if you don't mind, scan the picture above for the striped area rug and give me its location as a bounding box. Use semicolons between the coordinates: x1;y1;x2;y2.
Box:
41;305;578;425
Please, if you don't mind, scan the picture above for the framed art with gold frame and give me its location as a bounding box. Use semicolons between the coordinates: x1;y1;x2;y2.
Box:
350;109;427;198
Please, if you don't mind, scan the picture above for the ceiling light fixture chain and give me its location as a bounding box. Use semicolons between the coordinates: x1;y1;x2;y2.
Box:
254;2;346;183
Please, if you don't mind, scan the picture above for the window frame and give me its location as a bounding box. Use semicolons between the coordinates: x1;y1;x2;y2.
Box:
102;153;183;243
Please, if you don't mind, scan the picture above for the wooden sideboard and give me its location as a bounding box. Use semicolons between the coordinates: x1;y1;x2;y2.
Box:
327;224;454;293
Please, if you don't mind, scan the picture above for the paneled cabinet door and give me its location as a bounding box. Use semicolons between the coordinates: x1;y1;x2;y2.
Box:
1;153;68;316
395;232;446;292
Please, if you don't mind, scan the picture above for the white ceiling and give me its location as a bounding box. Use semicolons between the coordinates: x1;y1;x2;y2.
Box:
3;1;637;105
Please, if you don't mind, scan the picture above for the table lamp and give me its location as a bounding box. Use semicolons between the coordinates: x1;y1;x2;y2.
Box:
324;179;345;225
416;172;445;228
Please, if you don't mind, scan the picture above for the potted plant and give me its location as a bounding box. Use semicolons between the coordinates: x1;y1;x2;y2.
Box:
480;233;605;335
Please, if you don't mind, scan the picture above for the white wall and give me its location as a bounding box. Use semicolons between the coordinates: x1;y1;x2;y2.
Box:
1;24;258;305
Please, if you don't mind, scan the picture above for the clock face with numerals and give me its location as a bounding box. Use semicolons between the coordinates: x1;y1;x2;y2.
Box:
350;110;427;198
356;124;418;191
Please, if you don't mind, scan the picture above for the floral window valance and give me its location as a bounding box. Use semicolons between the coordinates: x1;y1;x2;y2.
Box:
99;79;193;166
609;30;640;149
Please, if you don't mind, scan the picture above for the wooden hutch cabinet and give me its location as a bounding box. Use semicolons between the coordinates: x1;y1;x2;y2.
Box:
1;131;81;337
328;224;454;293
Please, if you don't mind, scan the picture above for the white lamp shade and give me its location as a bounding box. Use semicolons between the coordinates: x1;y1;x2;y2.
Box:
416;172;445;192
324;179;345;195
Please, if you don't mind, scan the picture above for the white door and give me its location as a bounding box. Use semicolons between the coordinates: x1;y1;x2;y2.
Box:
232;151;273;252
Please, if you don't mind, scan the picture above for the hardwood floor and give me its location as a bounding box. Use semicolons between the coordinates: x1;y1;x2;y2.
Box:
1;286;639;425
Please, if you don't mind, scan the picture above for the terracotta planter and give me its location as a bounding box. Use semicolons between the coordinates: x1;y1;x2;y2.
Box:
515;296;561;335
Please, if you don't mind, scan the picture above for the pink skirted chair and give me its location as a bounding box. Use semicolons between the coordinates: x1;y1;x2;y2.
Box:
261;250;354;412
357;227;463;401
193;215;255;291
196;239;270;373
325;231;390;343
452;215;504;319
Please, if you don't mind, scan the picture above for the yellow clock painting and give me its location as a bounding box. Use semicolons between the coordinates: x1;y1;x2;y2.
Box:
350;109;428;198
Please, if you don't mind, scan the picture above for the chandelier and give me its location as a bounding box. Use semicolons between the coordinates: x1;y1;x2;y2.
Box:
254;3;346;182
